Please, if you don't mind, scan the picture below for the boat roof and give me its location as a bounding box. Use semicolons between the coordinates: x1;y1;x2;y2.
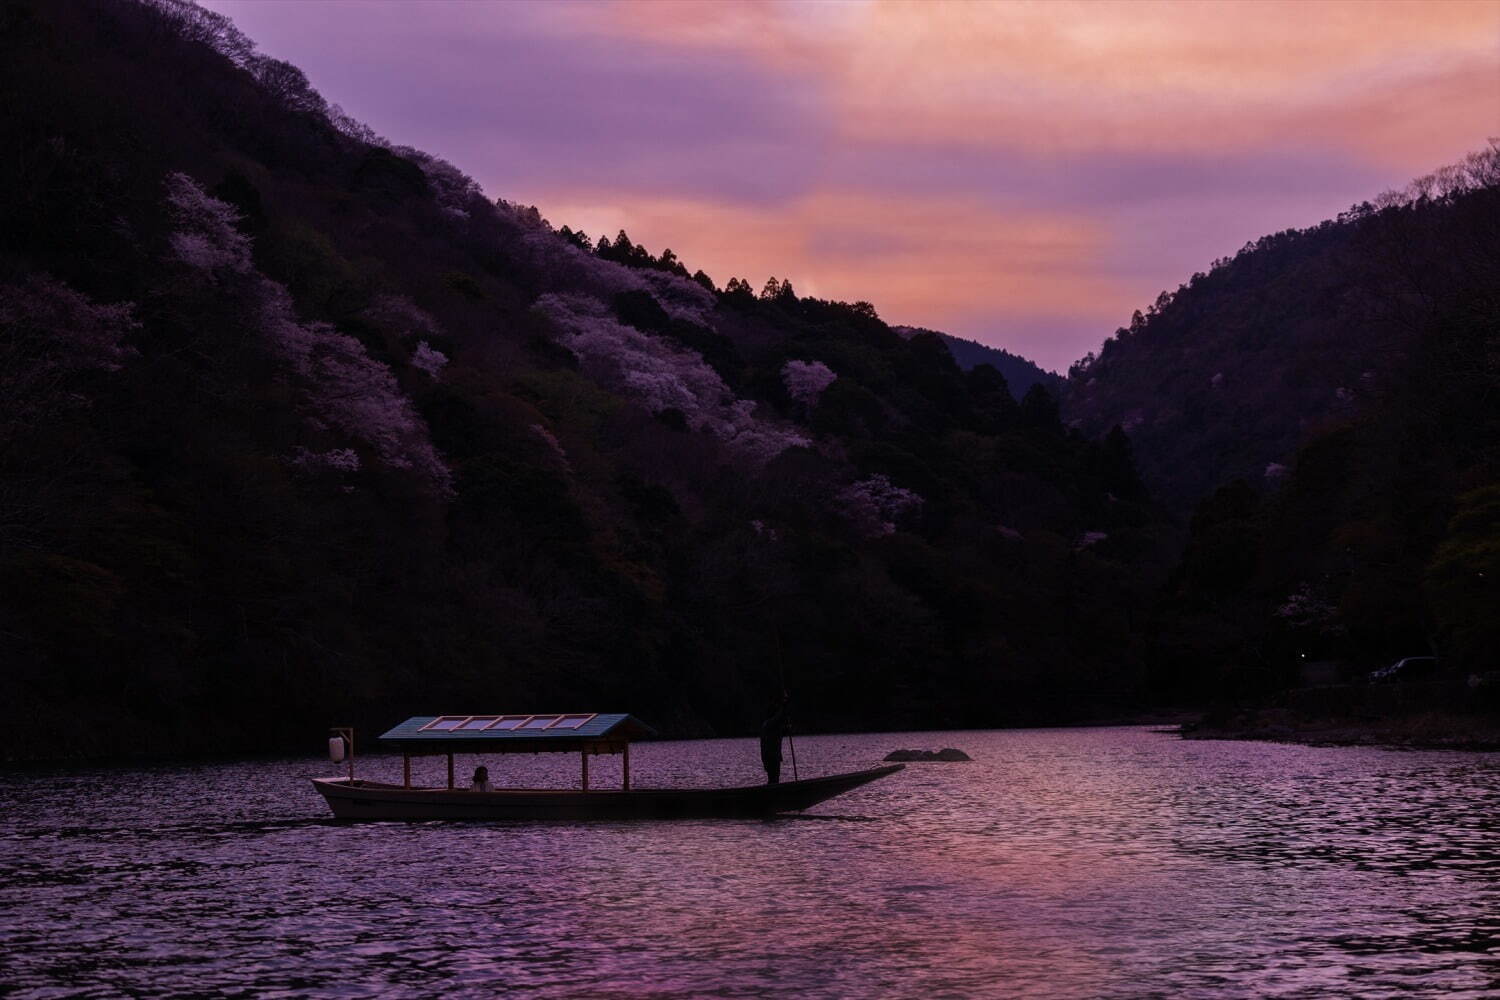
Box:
377;713;656;754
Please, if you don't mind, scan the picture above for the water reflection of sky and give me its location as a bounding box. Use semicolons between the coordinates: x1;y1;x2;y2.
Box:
1;729;1496;997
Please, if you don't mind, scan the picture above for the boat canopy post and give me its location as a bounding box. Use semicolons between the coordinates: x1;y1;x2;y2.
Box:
372;713;656;793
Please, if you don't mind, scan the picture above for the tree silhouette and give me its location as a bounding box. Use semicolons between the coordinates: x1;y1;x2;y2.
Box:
1020;383;1061;432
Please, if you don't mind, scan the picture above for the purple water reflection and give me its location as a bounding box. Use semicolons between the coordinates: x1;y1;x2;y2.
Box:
1;729;1497;997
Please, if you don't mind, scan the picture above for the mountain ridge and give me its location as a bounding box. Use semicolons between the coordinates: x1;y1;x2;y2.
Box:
892;326;1062;400
0;0;1169;757
1063;147;1500;510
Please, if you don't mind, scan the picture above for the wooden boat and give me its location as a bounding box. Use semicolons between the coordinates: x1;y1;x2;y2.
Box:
311;767;903;820
313;713;904;820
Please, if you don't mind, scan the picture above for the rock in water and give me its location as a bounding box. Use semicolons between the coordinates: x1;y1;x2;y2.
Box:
884;748;971;762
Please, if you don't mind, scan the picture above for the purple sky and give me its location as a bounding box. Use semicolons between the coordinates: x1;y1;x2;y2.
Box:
202;0;1499;372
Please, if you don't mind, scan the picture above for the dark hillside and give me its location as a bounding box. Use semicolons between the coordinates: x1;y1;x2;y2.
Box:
1126;154;1500;698
0;0;1171;758
1066;154;1500;512
893;326;1062;400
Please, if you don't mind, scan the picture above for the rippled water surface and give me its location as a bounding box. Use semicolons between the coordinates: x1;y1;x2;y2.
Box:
2;728;1498;998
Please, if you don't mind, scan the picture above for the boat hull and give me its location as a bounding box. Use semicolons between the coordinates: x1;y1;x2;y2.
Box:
311;764;904;820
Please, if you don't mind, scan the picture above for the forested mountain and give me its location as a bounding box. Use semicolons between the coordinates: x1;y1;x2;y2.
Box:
1072;151;1500;696
893;326;1062;399
0;0;1170;757
1065;156;1500;511
6;0;1492;760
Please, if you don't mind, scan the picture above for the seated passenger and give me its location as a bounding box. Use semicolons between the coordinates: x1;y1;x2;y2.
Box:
470;765;494;792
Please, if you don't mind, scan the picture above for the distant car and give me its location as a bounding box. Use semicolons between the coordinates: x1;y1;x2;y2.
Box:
1368;656;1439;683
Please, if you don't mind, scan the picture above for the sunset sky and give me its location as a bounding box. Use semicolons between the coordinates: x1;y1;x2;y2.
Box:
202;0;1499;371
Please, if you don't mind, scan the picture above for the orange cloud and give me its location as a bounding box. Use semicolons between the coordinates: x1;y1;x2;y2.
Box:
588;0;1499;171
206;0;1500;369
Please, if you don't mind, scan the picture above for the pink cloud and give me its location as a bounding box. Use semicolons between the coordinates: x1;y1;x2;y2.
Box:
201;0;1500;371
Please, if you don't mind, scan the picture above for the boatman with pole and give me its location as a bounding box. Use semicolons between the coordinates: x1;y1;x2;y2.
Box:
760;693;794;784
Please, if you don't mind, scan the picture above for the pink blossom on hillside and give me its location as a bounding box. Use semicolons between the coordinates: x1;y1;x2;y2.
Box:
165;172;252;276
835;475;923;537
392;146;487;219
711;398;812;465
535;293;807;464
782;360;837;406
536;293;713;415
638;269;716;325
411;341;448;378
360;297;448;377
521;236;715;325
495;193;714;324
262;297;451;489
166;175;451;493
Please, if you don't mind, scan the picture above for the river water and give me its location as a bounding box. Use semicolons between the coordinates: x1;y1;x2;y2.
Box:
1;727;1497;998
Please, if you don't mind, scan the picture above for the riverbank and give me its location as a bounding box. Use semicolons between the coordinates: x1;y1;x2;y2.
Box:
1180;708;1500;752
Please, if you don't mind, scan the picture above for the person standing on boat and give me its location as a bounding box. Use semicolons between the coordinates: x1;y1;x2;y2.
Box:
760;695;791;784
470;766;493;792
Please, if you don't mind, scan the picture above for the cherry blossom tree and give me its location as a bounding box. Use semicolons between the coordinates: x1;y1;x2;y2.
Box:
166;174;451;493
165;172;252;276
410;342;448;379
835;475;923;537
1275;582;1346;636
782;360;837;406
535;293;808;464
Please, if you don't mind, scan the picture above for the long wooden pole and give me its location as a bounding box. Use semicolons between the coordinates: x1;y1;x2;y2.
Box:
622;743;630;791
774;625;799;782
